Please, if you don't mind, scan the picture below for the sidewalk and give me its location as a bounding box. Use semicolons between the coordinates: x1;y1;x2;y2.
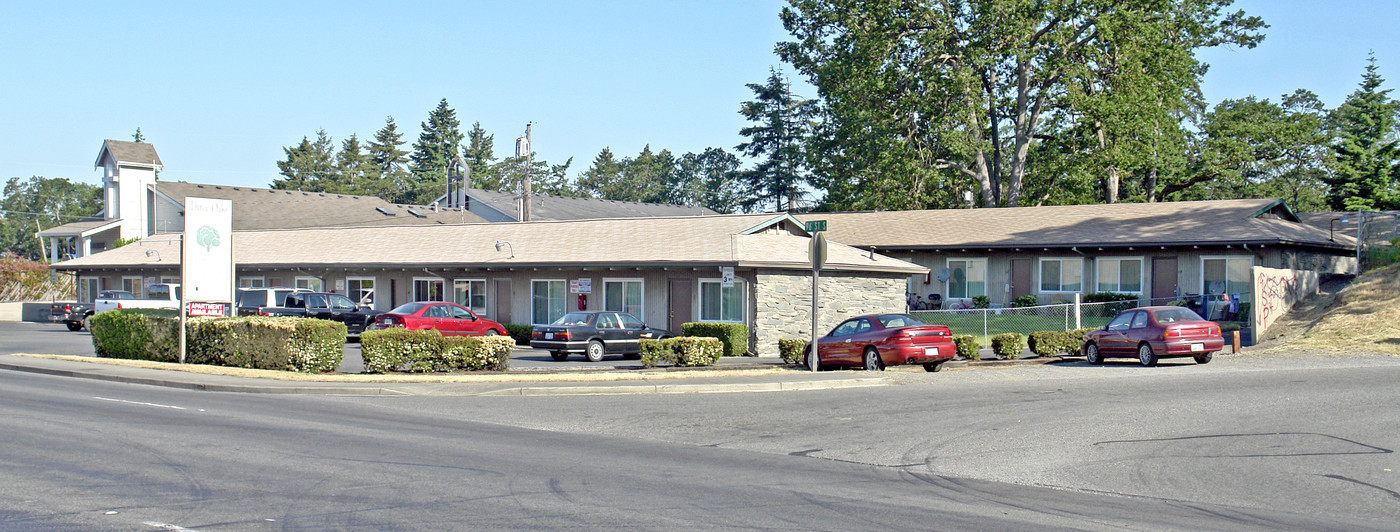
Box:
0;354;890;397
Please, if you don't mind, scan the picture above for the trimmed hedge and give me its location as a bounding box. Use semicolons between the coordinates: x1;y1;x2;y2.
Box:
991;333;1025;360
360;328;514;373
1027;329;1094;358
778;338;806;365
504;323;533;346
640;337;723;368
1012;294;1039;308
90;310;346;372
953;335;981;360
682;322;748;357
1084;292;1140;317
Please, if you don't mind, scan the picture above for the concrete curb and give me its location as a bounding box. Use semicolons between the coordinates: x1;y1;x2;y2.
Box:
0;362;410;396
479;376;886;396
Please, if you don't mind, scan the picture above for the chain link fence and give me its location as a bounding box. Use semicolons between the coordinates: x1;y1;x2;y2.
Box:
1356;212;1400;272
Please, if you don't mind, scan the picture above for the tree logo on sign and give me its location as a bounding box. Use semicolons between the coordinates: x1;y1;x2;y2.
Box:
196;225;220;252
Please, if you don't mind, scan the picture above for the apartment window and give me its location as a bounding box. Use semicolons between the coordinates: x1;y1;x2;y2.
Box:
699;279;745;322
604;278;644;316
947;259;987;298
413;277;444;302
295;276;324;292
79;277;100;303
531;279;567;325
347;276;376;306
1039;258;1083;293
159;276;179;285
453;279;486;313
1202;256;1252;299
1097;257;1143;293
239;277;265;289
122;276;143;298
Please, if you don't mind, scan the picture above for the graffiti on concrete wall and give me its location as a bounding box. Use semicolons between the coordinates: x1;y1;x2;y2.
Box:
1252;266;1319;334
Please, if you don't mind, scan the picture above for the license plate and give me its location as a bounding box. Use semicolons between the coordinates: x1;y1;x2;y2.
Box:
1190;343;1204;352
545;333;554;340
924;347;939;356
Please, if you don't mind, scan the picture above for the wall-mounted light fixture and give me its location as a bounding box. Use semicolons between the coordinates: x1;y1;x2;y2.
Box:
494;240;514;259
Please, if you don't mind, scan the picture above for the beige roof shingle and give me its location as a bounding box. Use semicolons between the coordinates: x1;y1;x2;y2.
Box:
96;140;162;167
51;213;927;274
795;199;1349;250
155;182;488;230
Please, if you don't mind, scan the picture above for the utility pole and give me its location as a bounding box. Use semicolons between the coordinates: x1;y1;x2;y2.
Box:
515;123;533;222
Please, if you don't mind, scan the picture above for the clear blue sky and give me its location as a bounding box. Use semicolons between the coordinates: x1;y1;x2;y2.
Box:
2;1;1397;191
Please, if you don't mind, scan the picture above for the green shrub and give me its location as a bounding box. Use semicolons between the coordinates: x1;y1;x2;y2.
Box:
1064;328;1094;355
187;316;346;372
640;337;723;368
1084;292;1140;317
991;333;1025;360
1012;294;1039;308
778;338;806;365
1027;331;1060;356
682;322;748;356
972;295;991;309
360;328;514;373
953;335;980;360
90;309;179;362
504;323;533;346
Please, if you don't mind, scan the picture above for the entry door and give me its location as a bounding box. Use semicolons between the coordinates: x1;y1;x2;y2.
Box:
1010;259;1033;300
668;279;693;333
494;280;512;323
1151;257;1178;302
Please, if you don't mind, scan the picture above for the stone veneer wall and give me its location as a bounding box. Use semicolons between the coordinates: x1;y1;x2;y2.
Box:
752;269;907;356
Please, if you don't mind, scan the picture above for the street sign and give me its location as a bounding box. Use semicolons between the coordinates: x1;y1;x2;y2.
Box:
721;266;735;287
570;279;592;294
809;232;828;270
805;220;827;233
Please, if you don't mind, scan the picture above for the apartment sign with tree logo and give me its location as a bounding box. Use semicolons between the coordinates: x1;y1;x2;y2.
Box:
183;197;233;304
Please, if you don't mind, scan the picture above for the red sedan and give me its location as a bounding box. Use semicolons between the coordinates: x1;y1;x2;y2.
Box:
1082;306;1224;366
805;314;956;372
369;302;506;337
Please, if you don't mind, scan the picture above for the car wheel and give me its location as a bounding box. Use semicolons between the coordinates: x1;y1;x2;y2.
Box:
485;329;499;336
923;360;945;372
863;347;885;371
65;321;83;332
82;315;92;332
585;340;605;362
1194;351;1214;364
550;351;568;361
1137;343;1158;367
803;346;824;371
1085;342;1103;365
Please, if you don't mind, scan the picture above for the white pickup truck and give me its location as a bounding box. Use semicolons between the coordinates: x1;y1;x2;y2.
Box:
94;283;181;314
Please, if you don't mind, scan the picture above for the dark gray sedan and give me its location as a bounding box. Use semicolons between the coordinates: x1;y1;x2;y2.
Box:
530;311;674;362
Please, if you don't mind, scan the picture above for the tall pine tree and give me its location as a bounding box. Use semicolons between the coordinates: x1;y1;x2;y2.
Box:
367;116;410;202
273;129;336;192
407;99;465;204
464;121;497;188
1327;54;1400;211
736;68;815;212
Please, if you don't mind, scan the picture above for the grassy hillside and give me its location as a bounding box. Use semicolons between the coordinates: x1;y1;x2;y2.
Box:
1290;263;1400;354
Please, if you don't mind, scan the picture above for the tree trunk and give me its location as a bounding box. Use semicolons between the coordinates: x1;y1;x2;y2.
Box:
1146;166;1158;202
1095;121;1119;203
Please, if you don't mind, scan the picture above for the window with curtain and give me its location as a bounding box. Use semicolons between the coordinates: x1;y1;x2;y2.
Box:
1096;258;1142;293
453;279;486;312
604;279;644;316
947;259;986;298
1203;257;1252;300
531;280;567;325
1039;258;1083;292
413;278;444;302
699;280;744;322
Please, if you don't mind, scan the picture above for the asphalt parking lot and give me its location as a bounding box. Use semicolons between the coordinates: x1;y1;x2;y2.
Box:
0;321;702;373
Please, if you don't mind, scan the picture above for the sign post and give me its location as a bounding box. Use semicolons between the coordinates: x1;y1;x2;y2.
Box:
180;197;233;364
809;232;827;372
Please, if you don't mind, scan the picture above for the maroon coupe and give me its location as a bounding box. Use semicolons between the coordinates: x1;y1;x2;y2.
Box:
805;313;957;372
1082;306;1224;366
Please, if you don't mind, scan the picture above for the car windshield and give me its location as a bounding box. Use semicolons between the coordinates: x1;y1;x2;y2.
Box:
389;302;428;315
877;314;926;328
553;313;594;326
1154;307;1205;323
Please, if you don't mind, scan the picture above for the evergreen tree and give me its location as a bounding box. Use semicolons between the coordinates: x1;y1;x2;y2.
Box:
575;148;624;198
407;99;465;204
132;128;146;143
464;121;497;188
334;134;375;195
367;116;410;202
1327;54;1400;211
676;148;744;213
736;68;815;212
272;129;336;192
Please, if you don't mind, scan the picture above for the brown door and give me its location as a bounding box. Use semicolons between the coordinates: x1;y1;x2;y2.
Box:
494;280;512;323
668;279;693;333
1010;259;1033;300
1151;257;1178;302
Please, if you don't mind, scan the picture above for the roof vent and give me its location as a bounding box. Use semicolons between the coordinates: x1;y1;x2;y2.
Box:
375;207;395;216
407;209;426;218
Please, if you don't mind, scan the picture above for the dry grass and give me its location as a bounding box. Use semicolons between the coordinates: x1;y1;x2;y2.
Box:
1289;263;1400;355
12;354;793;383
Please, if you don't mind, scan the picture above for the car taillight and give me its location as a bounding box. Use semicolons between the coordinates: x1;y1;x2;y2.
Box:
63;305;72;313
1163;328;1178;338
889;332;912;341
1210;327;1220;336
116;303;123;310
558;331;572;340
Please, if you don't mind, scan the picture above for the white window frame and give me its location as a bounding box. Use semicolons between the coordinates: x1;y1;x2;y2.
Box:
602;277;645;317
79;276;101;303
1095;256;1145;294
413;277;445;302
530;279;567;325
1200;255;1254;299
945;258;987;299
698;278;746;323
453;278;487;313
122;276;143;298
159;276;179;285
295;276;324;292
1037;257;1084;294
346;276;376;307
239;276;266;289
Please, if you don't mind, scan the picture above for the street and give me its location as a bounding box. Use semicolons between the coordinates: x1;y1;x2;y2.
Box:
1;319;1397;529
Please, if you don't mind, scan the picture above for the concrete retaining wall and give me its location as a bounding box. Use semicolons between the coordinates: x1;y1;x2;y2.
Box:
752;270;906;356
